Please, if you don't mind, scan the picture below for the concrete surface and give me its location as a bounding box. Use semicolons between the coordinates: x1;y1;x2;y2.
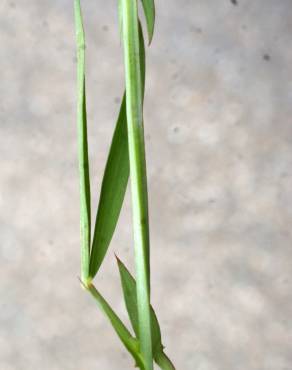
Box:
1;0;292;369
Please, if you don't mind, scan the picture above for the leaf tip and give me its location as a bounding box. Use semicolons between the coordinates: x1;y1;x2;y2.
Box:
114;253;122;265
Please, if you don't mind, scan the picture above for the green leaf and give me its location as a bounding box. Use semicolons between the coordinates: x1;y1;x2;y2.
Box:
89;95;128;279
120;0;153;368
140;0;155;44
116;257;162;354
155;352;176;370
116;257;176;369
85;282;146;369
89;22;146;280
74;0;91;283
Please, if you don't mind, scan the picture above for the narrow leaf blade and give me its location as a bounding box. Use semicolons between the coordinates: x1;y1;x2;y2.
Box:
85;282;145;369
74;0;91;283
116;257;162;355
116;257;176;369
89;22;146;280
117;256;140;338
89;96;129;279
140;0;155;43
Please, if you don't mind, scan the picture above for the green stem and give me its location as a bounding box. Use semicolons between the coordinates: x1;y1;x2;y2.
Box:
120;0;153;369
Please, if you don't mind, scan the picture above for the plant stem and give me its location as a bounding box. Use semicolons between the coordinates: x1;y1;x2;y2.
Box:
120;0;153;369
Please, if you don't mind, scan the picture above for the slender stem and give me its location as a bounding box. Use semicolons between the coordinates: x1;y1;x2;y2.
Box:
120;0;153;369
74;0;91;283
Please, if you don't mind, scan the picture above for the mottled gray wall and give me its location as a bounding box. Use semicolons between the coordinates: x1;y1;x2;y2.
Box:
1;1;292;369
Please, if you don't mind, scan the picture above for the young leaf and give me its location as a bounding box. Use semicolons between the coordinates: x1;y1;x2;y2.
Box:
155;351;176;370
140;0;155;44
85;282;146;369
89;22;146;280
116;257;176;369
74;0;91;283
89;95;129;279
120;0;153;368
116;257;163;355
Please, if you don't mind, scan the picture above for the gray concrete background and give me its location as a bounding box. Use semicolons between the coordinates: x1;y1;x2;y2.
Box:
1;0;292;369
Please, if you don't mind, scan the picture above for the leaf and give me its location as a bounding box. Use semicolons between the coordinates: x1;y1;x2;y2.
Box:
116;257;162;354
120;0;153;367
116;257;176;369
89;95;128;279
140;0;155;44
89;22;146;281
74;0;91;283
155;352;176;370
85;282;146;369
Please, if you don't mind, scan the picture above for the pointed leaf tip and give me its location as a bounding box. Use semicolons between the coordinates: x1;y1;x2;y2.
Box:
140;0;155;44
